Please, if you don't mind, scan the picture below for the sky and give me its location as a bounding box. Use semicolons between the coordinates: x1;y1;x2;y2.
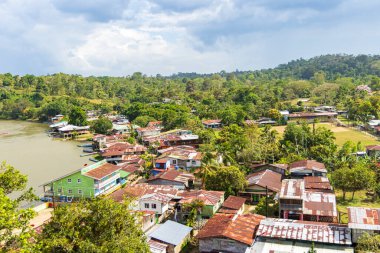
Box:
1;0;380;76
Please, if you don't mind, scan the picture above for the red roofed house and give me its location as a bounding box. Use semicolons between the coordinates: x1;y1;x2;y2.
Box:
202;119;222;129
249;163;288;176
239;169;282;203
147;169;195;190
289;160;327;178
101;142;147;163
348;207;380;243
218;195;246;215
197;213;265;253
366;145;380;160
178;190;225;219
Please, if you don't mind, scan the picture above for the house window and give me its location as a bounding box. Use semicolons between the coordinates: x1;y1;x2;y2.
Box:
57;187;62;193
78;189;82;194
144;203;149;208
67;178;72;183
191;160;196;165
68;189;72;194
172;160;177;165
151;204;157;209
77;179;81;183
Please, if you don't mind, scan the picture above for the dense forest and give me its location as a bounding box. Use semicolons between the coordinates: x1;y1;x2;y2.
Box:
0;54;380;126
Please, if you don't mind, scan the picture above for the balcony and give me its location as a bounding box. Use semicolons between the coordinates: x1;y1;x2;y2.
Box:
94;174;120;189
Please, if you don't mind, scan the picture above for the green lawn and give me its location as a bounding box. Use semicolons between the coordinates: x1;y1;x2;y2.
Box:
272;123;380;146
335;190;380;223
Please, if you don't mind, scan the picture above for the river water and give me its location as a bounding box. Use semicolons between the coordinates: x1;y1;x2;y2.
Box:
0;120;92;196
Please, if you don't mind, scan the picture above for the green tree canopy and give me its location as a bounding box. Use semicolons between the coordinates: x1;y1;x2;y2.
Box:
38;197;149;253
91;116;113;134
68;106;87;126
205;166;246;196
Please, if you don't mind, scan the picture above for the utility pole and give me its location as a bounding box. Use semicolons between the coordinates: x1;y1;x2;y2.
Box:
265;186;268;217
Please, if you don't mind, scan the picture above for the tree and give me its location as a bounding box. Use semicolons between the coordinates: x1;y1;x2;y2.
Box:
68;106;87;126
0;162;37;252
38;197;149;253
348;163;376;200
267;109;281;121
307;242;317;253
182;199;204;227
254;196;278;217
330;167;352;201
91;116;113;134
133;115;156;127
356;233;380;252
205;166;246;196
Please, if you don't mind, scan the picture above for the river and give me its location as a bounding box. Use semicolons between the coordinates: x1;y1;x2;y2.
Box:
0;120;92;196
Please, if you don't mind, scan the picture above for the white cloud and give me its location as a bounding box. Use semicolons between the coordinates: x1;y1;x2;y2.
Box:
0;0;380;75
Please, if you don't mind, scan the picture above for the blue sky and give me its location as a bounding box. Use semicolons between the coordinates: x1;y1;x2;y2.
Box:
1;0;380;76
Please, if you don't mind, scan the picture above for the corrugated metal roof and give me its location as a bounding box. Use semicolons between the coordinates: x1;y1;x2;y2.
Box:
148;220;192;246
303;191;337;217
289;160;327;173
247;170;282;192
347;207;380;230
256;218;352;245
280;179;304;199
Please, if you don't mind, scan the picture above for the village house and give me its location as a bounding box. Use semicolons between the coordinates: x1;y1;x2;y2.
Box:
147;121;163;129
50;114;64;123
111;123;131;135
92;134;125;150
288;159;327;178
57;124;90;138
279;177;338;222
148;220;192;253
100;142;147;163
366;145;380;159
253;218;353;253
117;157;145;184
152;158;172;175
110;184;180;203
287;112;338;123
147;169;195;189
197;213;265;253
148;239;168;253
42;160;121;202
202;119;222;129
239;169;282;203
157;145;202;170
347;207;380;243
249;163;288;176
136;126;162;138
177;190;225;219
218;195;246;215
142;129;200;149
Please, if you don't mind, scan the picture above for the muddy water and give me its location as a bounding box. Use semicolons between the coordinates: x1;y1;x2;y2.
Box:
0;120;92;196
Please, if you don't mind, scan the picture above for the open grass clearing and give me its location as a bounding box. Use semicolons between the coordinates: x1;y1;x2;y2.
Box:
272;123;380;146
335;189;380;224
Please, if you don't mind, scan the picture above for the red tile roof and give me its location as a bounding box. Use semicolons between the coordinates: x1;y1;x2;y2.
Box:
84;163;120;180
148;169;195;184
179;190;224;206
221;196;246;210
109;184;179;202
246;170;282;192
366;145;380;151
197;213;265;245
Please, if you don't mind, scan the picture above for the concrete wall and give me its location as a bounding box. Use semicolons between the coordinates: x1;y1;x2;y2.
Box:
199;238;249;253
139;199;169;215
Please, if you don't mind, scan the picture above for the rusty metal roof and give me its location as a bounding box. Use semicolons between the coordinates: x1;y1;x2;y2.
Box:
222;196;246;210
109;184;179;202
366;145;380;151
289;160;327;173
256;218;352;245
304;176;333;191
197;213;265;245
84;163;120;180
147;169;195;185
247;169;282;192
280;179;304;199
303;191;337;217
347;207;380;230
178;190;224;206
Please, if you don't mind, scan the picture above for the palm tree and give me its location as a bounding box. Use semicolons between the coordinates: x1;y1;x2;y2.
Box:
183;199;205;227
196;152;219;189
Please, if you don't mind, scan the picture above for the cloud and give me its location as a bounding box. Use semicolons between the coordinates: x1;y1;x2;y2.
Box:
0;0;380;76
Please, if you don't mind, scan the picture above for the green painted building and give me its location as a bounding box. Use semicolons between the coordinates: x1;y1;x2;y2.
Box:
42;160;122;201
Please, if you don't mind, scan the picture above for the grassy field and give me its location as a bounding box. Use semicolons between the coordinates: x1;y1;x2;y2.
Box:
272;123;380;146
335;190;380;223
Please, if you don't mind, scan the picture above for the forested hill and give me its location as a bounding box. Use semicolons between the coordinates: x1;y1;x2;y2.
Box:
170;54;380;80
